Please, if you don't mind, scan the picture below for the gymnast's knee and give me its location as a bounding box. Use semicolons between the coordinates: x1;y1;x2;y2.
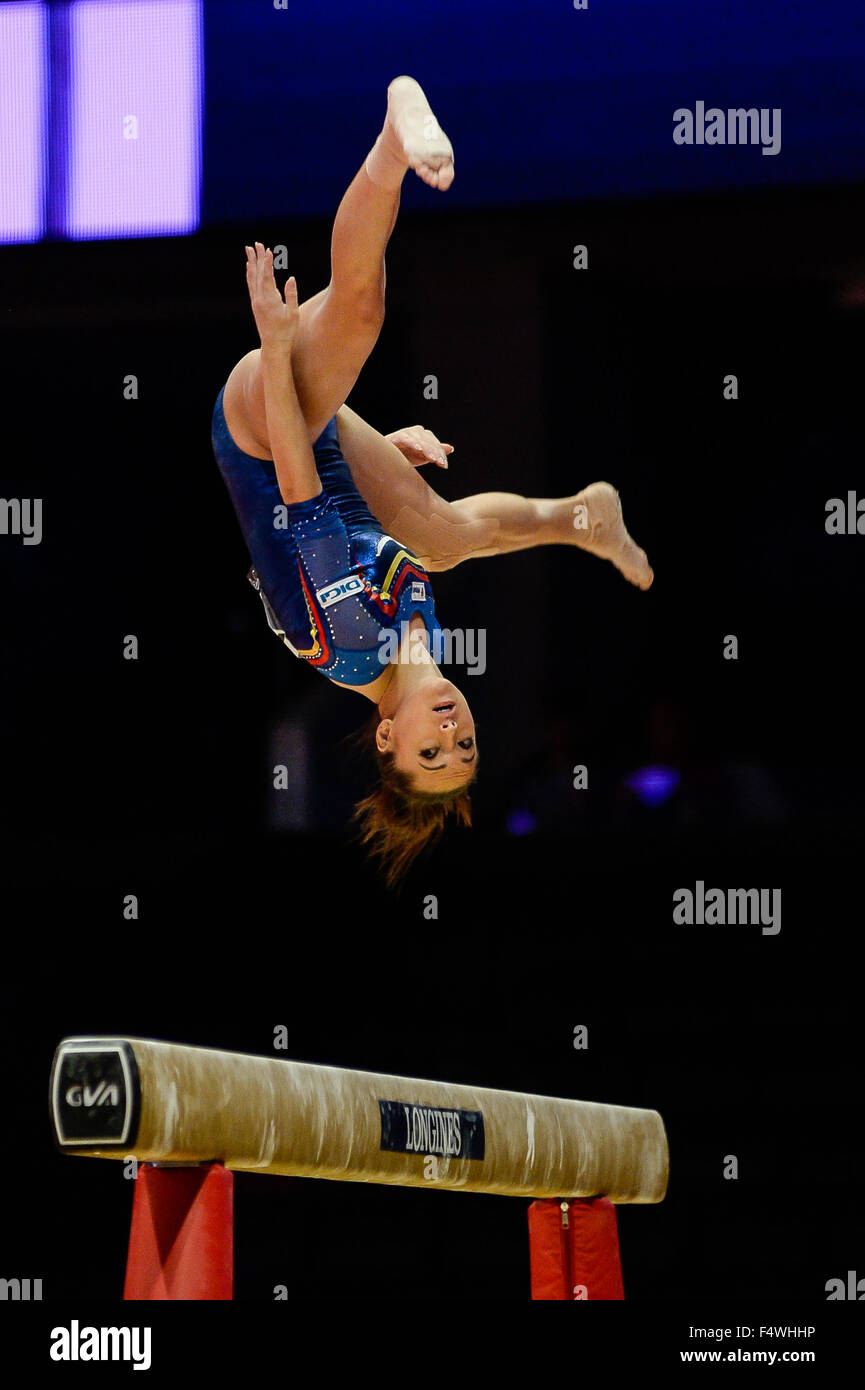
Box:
328;274;386;332
420;502;500;571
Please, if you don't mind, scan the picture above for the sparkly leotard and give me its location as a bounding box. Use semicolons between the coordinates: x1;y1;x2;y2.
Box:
212;386;442;686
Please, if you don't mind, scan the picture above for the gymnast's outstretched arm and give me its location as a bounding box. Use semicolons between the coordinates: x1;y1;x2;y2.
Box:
245;245;321;505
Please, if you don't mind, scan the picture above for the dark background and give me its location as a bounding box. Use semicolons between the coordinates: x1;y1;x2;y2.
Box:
1;1;864;1308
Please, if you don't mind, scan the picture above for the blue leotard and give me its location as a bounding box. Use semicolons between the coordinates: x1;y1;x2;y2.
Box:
211;386;441;686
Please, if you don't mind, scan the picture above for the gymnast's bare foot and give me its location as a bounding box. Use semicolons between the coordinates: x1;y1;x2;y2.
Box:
570;482;654;590
365;76;454;191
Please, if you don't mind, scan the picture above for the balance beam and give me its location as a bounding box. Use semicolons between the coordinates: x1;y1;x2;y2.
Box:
50;1037;668;1203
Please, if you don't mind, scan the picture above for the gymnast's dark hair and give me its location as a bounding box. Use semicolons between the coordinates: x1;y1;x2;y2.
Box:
351;714;475;890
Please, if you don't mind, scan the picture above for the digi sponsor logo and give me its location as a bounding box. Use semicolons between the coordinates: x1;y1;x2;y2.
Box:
316;575;364;608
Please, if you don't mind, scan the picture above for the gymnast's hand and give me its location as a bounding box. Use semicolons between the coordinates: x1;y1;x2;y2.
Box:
245;242;299;351
385;425;454;469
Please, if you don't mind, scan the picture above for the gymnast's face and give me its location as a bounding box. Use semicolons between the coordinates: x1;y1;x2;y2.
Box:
377;678;477;791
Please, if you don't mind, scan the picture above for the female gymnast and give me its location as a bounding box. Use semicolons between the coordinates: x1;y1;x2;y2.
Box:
212;77;652;886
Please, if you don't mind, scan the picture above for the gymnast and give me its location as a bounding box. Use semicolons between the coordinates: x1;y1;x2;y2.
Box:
212;77;652;885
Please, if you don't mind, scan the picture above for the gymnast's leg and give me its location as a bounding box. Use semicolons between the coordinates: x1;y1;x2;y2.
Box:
333;406;653;589
444;485;654;588
224;77;454;453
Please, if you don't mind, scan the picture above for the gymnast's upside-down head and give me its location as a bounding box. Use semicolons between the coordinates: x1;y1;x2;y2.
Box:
354;675;477;888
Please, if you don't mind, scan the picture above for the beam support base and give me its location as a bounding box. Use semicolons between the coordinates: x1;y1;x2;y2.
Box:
528;1197;624;1300
123;1162;234;1301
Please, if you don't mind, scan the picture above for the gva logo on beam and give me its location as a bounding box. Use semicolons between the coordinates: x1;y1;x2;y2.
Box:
65;1082;120;1107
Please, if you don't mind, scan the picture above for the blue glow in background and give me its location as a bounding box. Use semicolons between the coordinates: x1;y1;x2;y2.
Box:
203;0;865;222
3;0;863;242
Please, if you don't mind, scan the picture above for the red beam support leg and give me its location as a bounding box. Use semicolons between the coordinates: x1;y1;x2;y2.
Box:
123;1162;234;1300
528;1197;624;1300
